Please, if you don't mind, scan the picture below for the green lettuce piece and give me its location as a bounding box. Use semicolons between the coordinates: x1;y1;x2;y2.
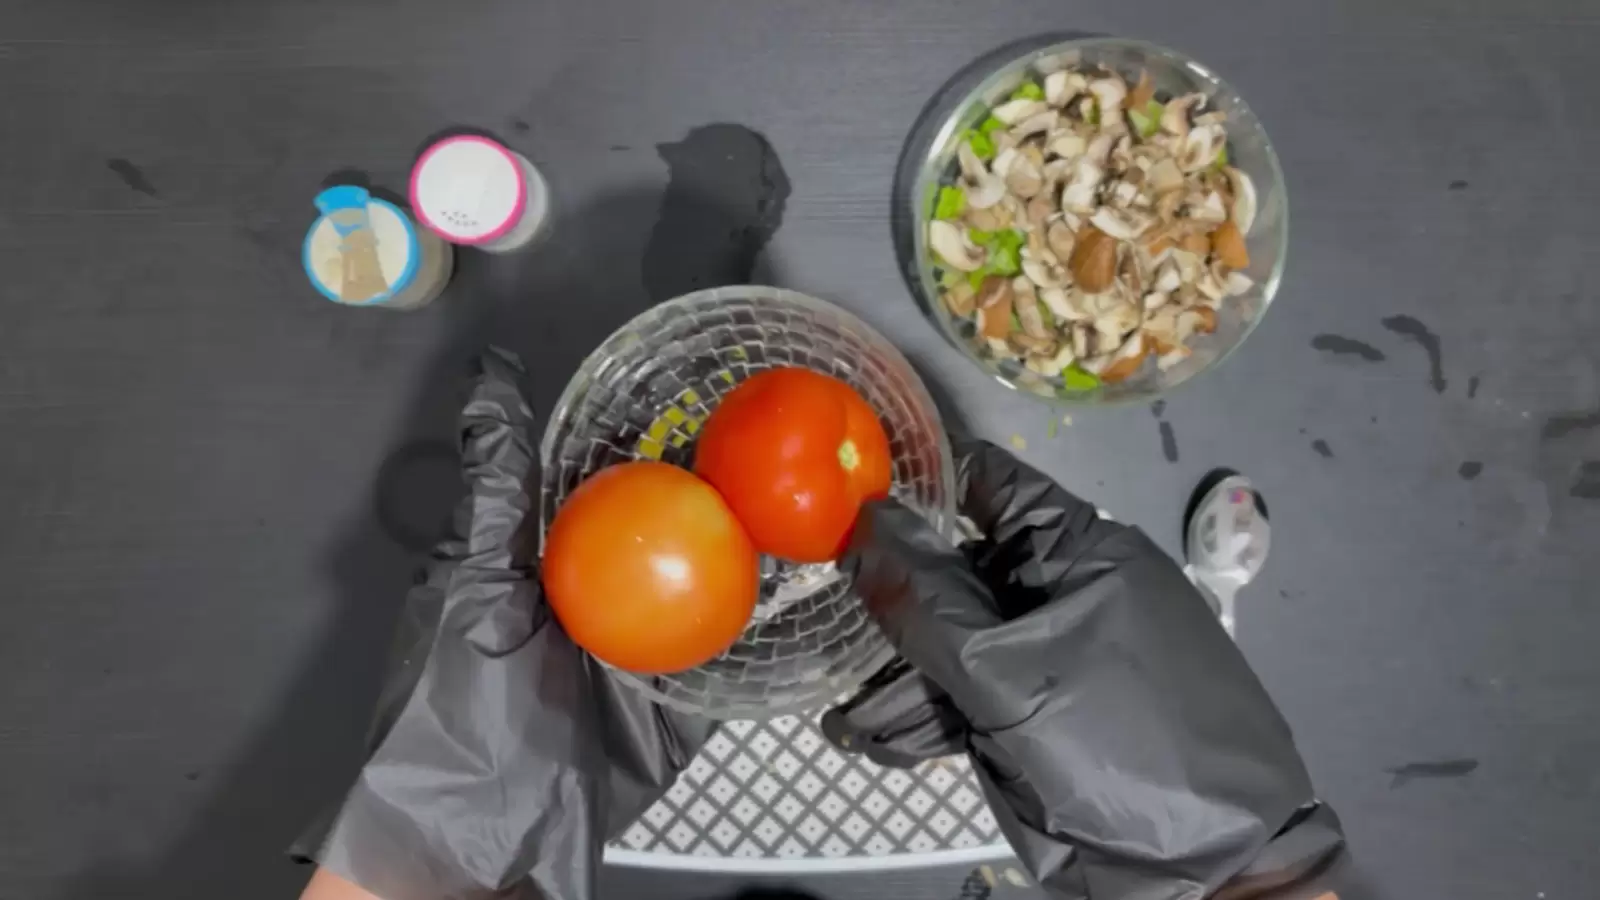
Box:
1085;100;1100;127
1047;417;1059;439
979;115;1006;134
964;129;996;160
966;269;989;290
1059;366;1101;393
933;185;966;219
1009;311;1023;331
967;228;998;247
1214;144;1229;170
987;232;1023;276
1009;82;1044;102
938;268;963;290
1128;99;1163;138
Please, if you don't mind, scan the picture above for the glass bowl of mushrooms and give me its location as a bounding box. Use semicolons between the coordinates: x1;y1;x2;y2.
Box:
897;37;1286;405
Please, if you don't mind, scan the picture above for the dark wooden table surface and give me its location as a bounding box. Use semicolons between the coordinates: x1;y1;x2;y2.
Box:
3;2;1597;898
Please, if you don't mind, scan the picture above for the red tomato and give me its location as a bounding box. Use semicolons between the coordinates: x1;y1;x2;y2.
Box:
694;368;892;563
543;461;758;674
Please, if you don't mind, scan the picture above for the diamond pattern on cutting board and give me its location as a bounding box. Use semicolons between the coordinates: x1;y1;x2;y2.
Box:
607;712;1005;858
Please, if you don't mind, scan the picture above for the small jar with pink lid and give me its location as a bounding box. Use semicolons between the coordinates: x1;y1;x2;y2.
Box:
409;135;551;253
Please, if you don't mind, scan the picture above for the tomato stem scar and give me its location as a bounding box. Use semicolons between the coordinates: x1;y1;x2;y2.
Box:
837;439;860;471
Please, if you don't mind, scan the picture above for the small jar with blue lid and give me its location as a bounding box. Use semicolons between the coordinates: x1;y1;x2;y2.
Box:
303;186;454;309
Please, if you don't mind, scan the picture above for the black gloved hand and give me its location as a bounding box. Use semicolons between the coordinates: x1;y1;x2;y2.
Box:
823;439;1344;899
293;349;711;900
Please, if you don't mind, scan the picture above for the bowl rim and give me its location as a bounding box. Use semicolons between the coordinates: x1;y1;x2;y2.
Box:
536;284;957;719
893;34;1289;409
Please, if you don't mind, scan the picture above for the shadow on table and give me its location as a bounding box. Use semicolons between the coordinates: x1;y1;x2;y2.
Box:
51;123;791;900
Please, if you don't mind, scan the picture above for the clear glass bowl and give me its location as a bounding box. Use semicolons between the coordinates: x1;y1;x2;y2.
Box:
539;286;955;719
895;36;1287;406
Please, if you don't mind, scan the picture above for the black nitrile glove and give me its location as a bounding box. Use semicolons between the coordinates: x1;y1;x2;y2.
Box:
293;349;711;900
822;439;1345;900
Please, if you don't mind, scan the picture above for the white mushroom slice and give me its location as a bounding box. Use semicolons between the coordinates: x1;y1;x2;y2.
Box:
943;281;978;317
1060;211;1084;232
1224;271;1254;296
1022;257;1068;289
1032;51;1079;74
1084;133;1115;166
1225;166;1257;234
1059;160;1104;215
1176;307;1217;340
991;146;1019;178
1179;124;1226;173
1093;300;1141;339
1196;265;1227;302
1077;95;1096;122
1161;93;1202;138
1147;157;1185;194
1154;259;1183;294
1011;277;1051;339
966;175;1008;210
929;220;985;272
1011;110;1059;140
1109;180;1141;209
1046;129;1087;161
1046;220;1076;261
1039;287;1089;322
1098;331;1149;383
1144;307;1179;346
1087;75;1127;117
992;98;1048;125
965;203;1005;231
1142;291;1169;313
1044;70;1073;107
1033;342;1079;376
1157;346;1192;370
1025;194;1055;230
1005;156;1046;199
1089;207;1156;241
1041;158;1074;190
957;143;988;182
984;337;1013;356
1190;190;1228;224
991;130;1020;156
1194;111;1227;127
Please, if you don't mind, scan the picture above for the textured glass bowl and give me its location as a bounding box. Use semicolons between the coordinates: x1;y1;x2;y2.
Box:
895;36;1287;406
539;287;955;719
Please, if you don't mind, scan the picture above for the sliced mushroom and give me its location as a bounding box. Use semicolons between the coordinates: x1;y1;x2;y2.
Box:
942;280;977;316
1040;286;1090;322
1044;70;1072;107
1005;154;1046;199
1046;220;1076;261
1011;110;1060;140
1189;190;1229;224
1093;297;1141;340
1154;259;1183;294
1099;331;1149;383
976;276;1014;339
1059;159;1103;215
992;98;1048;125
1109;179;1141;209
1156;345;1192;370
929;220;985;272
1087;74;1127;117
1177;306;1217;339
1084;132;1116;166
1022;256;1068;289
991;146;1019;178
1161;93;1202;138
1071;323;1092;359
957;143;988;181
1223;270;1254;296
1089;207;1156;241
1195;264;1227;302
1046;129;1087;160
1210;219;1250;269
965;204;1005;231
1026;341;1078;376
1011;277;1051;339
1068;224;1118;293
1147;157;1185;194
1224;166;1257;234
1179;231;1211;256
1025;194;1055;229
1143;290;1170;313
1154;187;1185;222
1179;124;1225;172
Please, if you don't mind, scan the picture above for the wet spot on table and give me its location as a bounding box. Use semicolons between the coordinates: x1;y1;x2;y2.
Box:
1458;461;1483;480
1310;334;1385;362
1448;179;1470;191
1572;461;1600;499
1158;421;1179;463
1311;439;1333;459
1385;758;1478;788
1150;399;1166;418
644;124;791;302
1541;409;1600;441
1381;315;1447;393
106;158;157;196
1467;375;1480;399
507;117;530;133
610;144;631;152
184;770;203;782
